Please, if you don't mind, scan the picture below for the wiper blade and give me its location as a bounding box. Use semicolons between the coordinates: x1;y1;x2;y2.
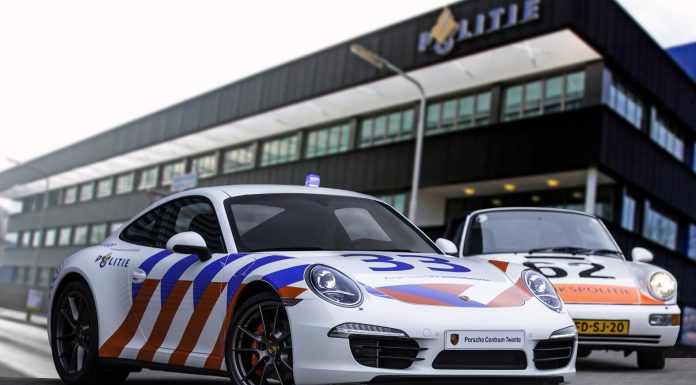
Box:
247;247;328;252
528;246;592;255
588;249;622;256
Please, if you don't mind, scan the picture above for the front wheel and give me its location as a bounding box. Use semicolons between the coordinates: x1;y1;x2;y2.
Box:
637;351;665;369
226;292;294;385
51;280;129;385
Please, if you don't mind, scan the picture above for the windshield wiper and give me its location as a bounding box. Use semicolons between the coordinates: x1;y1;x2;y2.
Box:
247;247;328;252
528;246;593;255
588;249;622;256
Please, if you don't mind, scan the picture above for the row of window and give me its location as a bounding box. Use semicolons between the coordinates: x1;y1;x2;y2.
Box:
0;266;54;287
7;222;124;249
621;190;681;252
607;75;689;163
20;68;593;214
503;71;585;121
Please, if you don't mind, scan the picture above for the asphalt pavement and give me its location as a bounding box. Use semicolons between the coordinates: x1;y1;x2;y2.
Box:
0;308;693;384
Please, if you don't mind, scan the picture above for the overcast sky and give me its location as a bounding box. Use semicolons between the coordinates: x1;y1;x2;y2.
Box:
0;0;694;181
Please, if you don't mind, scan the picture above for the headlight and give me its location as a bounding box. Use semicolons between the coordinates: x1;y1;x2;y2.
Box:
522;270;563;312
648;272;677;300
307;265;363;307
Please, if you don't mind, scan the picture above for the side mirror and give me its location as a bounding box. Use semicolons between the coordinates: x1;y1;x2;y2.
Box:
166;232;211;262
632;247;653;263
436;238;458;256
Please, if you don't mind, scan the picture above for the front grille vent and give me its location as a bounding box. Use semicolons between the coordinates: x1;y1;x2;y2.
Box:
432;350;527;370
534;338;575;370
349;337;426;369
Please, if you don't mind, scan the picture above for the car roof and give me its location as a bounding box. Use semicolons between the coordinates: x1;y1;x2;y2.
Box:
469;207;597;218
178;184;376;200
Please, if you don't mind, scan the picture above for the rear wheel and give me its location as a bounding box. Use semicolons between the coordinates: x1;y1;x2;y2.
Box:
637;351;665;369
51;280;129;385
226;292;294;385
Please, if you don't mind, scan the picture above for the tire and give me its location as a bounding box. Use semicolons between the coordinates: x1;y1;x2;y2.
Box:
637;351;666;370
226;292;294;385
50;280;130;385
576;347;592;358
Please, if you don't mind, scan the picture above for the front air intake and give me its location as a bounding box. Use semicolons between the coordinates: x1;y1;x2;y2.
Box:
349;337;426;369
534;337;575;370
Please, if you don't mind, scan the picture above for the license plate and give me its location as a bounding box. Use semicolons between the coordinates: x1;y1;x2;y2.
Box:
574;319;629;335
445;330;525;350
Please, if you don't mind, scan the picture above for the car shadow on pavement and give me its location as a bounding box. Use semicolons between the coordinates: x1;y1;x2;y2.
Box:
576;356;639;372
0;379;229;385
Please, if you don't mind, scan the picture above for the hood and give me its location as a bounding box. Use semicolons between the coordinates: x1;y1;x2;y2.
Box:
273;251;528;308
477;253;662;305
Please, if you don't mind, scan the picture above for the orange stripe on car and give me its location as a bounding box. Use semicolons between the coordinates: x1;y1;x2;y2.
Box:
168;282;226;366
204;283;246;370
488;260;510;272
99;279;159;358
277;286;306;299
137;280;192;362
554;283;664;305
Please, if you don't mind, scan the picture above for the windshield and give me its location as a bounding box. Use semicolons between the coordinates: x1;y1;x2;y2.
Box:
463;210;620;257
226;193;439;253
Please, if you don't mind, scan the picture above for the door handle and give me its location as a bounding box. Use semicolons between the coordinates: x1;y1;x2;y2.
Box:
131;269;147;284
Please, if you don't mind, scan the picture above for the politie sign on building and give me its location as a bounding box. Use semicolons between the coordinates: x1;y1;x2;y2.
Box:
418;0;542;56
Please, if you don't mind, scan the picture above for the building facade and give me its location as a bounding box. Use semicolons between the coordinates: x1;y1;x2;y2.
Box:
1;0;695;316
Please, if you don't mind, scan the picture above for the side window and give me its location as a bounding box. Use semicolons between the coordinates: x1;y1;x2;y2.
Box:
160;197;226;253
120;205;168;248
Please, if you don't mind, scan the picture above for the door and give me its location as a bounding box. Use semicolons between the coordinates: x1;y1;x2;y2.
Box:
134;196;232;363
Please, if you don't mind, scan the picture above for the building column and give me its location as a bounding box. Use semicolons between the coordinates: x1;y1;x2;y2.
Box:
584;167;598;215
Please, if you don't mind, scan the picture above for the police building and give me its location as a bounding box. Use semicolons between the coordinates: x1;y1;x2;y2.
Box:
1;0;695;325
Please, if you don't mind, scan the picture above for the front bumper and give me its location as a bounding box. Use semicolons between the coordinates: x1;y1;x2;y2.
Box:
287;296;576;385
567;303;680;350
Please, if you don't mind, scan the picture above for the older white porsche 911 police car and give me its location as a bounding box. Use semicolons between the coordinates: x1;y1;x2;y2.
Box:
49;185;577;385
443;208;680;370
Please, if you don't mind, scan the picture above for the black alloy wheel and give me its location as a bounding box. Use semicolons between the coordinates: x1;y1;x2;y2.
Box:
227;293;294;385
51;280;129;385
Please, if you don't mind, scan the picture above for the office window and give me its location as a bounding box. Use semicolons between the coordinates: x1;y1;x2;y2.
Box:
79;182;94;202
90;223;108;244
0;266;12;283
32;230;42;248
13;266;27;284
261;134;299;166
306;123;352;158
73;225;89;246
688;224;696;261
621;191;637;231
21;231;31;248
642;201;678;250
650;111;685;161
377;193;408;215
63;186;77;205
162;160;186;186
360;108;414;148
37;267;53;287
427;91;491;135
4;232;18;249
223;144;256;174
191;153;218;178
504;70;585;121
115;173;134;195
608;79;643;129
96;177;113;198
58;227;72;246
44;228;57;247
139;166;159;190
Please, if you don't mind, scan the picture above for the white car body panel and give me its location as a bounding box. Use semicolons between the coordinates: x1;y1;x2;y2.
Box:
49;186;577;384
455;207;680;351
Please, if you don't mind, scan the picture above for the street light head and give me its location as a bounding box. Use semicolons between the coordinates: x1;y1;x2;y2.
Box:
350;44;386;70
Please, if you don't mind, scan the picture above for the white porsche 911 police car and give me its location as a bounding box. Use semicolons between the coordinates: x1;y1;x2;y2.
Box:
49;185;577;385
443;208;680;370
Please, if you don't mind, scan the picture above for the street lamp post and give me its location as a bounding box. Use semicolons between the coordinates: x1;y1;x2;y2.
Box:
350;44;427;223
7;158;49;322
